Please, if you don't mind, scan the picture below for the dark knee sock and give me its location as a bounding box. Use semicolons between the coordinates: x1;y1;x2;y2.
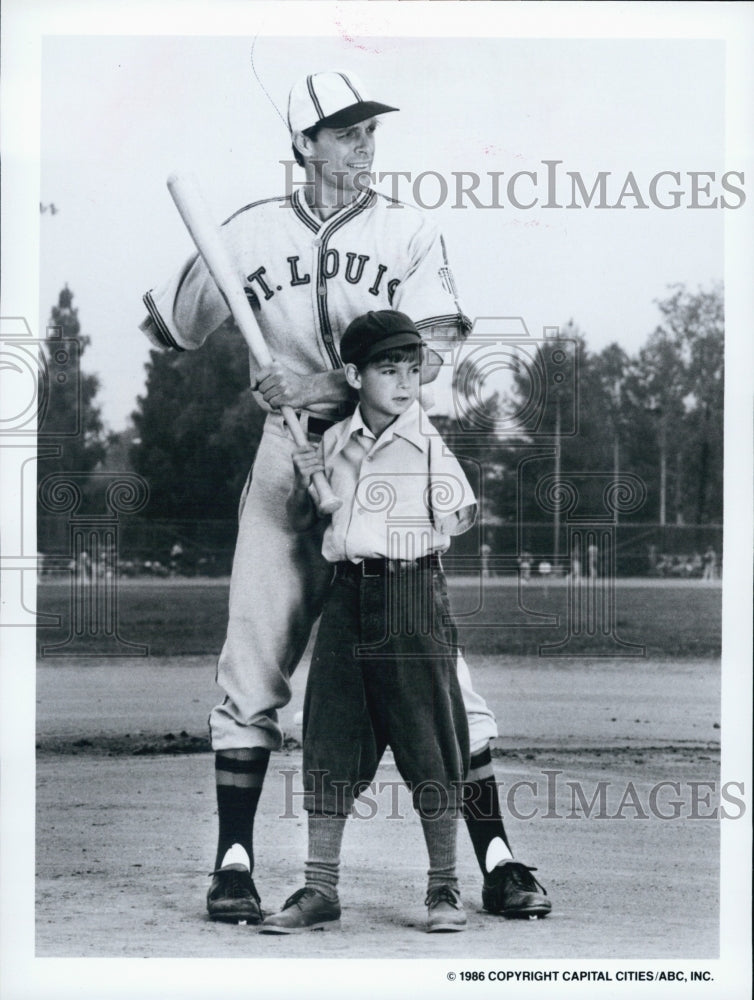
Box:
462;745;513;875
214;749;270;871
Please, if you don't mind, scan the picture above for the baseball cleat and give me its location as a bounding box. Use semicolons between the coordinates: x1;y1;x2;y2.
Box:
426;885;467;933
482;861;552;919
259;887;341;934
206;844;263;924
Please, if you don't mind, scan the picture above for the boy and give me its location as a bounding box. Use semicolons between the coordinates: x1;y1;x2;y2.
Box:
260;310;476;934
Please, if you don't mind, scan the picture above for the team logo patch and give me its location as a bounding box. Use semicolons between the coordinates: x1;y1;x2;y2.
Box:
439;265;458;297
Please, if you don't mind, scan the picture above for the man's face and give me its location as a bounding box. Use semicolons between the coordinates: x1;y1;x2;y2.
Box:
306;117;379;200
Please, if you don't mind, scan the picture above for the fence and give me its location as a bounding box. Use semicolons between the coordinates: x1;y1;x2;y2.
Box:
38;516;723;579
453;522;723;578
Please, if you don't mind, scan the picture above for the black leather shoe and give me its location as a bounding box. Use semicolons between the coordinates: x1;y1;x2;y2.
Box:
206;864;263;924
482;861;552;918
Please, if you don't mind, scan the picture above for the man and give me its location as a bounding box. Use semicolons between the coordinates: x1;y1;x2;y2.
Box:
140;69;550;924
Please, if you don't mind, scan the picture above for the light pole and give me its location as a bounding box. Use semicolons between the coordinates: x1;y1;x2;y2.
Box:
553;390;561;572
611;378;621;525
657;407;667;528
647;397;667;528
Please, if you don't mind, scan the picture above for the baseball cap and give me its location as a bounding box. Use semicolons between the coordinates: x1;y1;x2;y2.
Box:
287;71;398;133
339;311;424;367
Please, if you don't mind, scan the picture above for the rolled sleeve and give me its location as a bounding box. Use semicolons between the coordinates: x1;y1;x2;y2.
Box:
428;437;477;537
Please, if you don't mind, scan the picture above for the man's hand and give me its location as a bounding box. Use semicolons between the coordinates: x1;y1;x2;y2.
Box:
255;362;310;409
254;363;351;409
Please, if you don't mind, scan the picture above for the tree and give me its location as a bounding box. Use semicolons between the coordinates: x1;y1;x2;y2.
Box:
130;326;266;519
499;292;724;530
630;284;724;525
97;424;139;474
656;283;724;525
39;285;106;475
499;322;622;523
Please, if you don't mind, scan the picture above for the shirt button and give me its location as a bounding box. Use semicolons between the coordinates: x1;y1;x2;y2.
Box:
313;238;322;248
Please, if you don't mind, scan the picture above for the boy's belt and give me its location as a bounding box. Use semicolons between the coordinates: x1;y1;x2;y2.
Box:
335;554;441;580
294;412;337;437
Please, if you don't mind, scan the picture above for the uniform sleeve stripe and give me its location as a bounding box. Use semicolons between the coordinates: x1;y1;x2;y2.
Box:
142;291;185;351
415;314;473;335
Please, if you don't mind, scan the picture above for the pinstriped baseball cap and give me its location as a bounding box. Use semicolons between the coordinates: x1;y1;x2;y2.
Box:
287;70;398;133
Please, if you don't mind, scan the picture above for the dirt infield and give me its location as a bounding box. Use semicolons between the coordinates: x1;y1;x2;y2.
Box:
35;652;722;960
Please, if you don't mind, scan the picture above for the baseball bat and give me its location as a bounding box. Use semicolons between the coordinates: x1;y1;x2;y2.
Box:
167;172;342;515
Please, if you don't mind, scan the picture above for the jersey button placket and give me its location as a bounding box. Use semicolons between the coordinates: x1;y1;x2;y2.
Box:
312;238;324;296
310;237;329;365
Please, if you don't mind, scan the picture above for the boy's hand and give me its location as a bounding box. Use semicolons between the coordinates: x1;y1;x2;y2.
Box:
292;443;325;487
287;442;326;531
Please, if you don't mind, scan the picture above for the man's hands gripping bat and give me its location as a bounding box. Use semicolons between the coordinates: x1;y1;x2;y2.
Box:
167;172;341;515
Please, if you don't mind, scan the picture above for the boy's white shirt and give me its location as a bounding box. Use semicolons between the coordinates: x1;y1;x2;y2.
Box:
318;400;477;563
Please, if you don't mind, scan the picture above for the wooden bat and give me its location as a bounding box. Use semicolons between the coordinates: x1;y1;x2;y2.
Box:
167;172;342;515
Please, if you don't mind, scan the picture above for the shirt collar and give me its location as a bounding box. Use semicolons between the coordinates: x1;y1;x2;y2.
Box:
331;400;429;457
292;187;376;231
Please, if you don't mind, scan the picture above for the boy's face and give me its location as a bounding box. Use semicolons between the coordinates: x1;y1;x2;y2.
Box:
347;356;422;431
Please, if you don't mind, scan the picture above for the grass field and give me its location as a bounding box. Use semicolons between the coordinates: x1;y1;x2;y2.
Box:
37;577;722;660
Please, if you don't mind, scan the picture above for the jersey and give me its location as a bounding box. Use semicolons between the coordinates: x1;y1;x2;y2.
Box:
141;187;471;416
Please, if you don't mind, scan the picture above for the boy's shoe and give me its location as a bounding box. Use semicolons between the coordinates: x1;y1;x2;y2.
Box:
259;887;341;934
206;844;263;924
482;861;551;918
426;885;467;932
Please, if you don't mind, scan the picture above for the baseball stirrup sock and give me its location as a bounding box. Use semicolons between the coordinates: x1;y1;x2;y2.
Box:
305;812;347;901
214;750;270;871
462;745;514;874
